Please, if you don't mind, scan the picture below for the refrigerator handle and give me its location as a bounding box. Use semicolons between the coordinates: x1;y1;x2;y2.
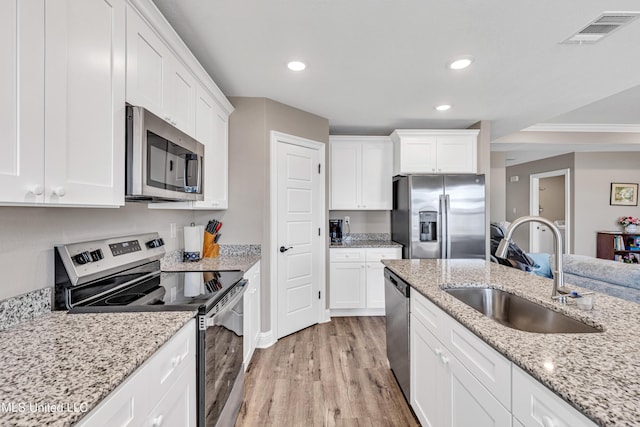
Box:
445;194;451;259
439;194;446;258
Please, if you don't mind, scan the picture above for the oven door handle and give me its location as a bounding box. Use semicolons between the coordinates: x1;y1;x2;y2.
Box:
204;280;247;327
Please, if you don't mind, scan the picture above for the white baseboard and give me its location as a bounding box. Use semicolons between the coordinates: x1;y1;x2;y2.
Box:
256;330;276;349
330;308;386;317
320;309;331;323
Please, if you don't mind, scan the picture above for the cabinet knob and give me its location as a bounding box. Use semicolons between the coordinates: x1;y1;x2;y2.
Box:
171;355;181;368
435;348;442;356
151;415;164;427
441;355;449;365
541;416;557;427
52;187;66;197
28;185;44;196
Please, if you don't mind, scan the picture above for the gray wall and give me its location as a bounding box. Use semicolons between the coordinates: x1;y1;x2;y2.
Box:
221;97;329;333
539;175;565;222
574;152;640;256
0;203;196;301
505;153;575;251
328;211;390;234
490;152;507;222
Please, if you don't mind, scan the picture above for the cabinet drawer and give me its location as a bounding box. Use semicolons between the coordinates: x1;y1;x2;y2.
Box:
442;314;511;408
512;365;597;427
330;248;366;262
410;291;445;337
146;319;196;390
365;248;401;262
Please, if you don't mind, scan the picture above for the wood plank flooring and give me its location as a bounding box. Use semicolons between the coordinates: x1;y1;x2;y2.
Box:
236;317;420;427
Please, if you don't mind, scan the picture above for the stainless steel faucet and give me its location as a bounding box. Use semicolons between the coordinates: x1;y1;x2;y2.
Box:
495;216;565;300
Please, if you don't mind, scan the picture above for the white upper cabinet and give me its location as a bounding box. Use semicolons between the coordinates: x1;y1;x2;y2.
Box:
192;84;229;209
330;136;392;210
391;130;479;175
45;0;126;206
0;0;45;204
0;0;125;207
131;0;234;211
126;4;195;138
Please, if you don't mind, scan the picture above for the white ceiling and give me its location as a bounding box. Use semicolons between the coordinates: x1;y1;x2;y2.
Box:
152;0;640;145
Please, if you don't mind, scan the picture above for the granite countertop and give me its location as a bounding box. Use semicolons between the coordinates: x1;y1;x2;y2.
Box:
330;239;402;248
0;310;195;426
161;253;261;273
382;259;640;427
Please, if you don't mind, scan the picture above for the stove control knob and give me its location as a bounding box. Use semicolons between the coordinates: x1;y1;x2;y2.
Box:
90;249;104;261
74;251;91;265
146;238;165;249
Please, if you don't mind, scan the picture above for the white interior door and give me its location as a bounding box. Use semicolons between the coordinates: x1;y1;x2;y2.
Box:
276;136;324;339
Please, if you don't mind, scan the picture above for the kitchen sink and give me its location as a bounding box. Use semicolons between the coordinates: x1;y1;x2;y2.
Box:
443;288;603;333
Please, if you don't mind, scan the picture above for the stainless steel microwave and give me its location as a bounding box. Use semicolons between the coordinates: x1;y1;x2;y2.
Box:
126;105;204;202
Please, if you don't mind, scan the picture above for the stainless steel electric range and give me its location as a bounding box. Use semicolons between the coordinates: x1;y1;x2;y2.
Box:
54;232;245;427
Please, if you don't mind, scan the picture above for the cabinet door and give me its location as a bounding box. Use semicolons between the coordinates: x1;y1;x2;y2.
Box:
437;135;477;173
399;136;437;173
329;262;366;309
206;104;229;209
410;314;444;427
44;0;125;206
444;349;511;427
243;263;261;368
361;141;392;209
0;0;45;203
164;56;196;137
512;365;597;427
126;5;168;118
365;262;386;309
330;141;361;209
143;368;196;427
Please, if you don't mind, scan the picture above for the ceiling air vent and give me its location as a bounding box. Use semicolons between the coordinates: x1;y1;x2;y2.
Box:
562;12;640;44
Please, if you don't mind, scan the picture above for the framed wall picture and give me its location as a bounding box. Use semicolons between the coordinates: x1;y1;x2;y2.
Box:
610;182;639;206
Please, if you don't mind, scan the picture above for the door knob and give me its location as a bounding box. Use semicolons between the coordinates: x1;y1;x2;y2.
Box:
279;246;293;253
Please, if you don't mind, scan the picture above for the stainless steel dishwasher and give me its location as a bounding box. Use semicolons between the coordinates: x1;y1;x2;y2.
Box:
384;268;410;401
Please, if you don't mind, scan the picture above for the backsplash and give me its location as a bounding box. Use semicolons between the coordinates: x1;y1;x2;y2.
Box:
0;288;51;331
345;233;391;241
163;244;262;265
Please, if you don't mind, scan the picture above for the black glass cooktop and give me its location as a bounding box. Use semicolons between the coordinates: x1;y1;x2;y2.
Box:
71;270;244;314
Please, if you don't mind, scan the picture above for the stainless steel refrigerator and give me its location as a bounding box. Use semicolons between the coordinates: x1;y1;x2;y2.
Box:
391;174;486;259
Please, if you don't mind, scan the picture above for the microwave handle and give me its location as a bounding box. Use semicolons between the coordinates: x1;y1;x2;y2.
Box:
183;153;201;193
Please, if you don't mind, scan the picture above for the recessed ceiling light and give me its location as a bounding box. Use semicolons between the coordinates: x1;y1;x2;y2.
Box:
447;56;474;70
287;61;306;71
435;104;451;111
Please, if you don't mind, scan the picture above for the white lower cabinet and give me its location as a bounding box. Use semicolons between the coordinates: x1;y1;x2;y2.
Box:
330;247;401;315
410;300;509;427
512;365;597;427
410;291;598;427
243;261;261;368
77;319;196;427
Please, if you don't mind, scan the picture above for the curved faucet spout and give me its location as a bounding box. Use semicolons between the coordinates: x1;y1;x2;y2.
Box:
495;216;564;299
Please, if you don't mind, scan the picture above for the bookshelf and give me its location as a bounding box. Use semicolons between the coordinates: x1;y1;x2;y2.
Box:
596;231;640;262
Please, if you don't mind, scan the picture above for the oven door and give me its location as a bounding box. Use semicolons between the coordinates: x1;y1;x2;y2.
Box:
198;280;246;427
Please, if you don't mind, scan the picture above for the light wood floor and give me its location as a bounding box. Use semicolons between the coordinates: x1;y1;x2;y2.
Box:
236;316;420;427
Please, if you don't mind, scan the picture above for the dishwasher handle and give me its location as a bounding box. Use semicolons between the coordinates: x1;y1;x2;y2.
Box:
384;268;409;298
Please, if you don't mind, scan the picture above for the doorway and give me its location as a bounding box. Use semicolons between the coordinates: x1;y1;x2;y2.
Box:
270;131;326;339
529;168;571;254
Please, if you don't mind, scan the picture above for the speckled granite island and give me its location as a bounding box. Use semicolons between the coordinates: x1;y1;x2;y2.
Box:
0;310;195;426
382;258;640;427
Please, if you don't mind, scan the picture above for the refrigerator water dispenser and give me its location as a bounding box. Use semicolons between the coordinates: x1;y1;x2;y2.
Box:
419;211;437;241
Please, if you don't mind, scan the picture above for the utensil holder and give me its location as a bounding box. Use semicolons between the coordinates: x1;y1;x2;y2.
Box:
203;232;220;258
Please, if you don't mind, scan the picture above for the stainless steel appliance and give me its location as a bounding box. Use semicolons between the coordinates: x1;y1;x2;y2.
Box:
392;174;486;259
126;105;205;202
329;219;343;244
384;268;410;401
54;233;245;427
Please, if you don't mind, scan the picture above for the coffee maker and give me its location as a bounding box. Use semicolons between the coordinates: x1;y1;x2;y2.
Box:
329;219;343;244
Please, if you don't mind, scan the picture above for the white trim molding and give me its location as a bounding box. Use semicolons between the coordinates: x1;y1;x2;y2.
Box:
524;123;640;133
256;331;276;349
